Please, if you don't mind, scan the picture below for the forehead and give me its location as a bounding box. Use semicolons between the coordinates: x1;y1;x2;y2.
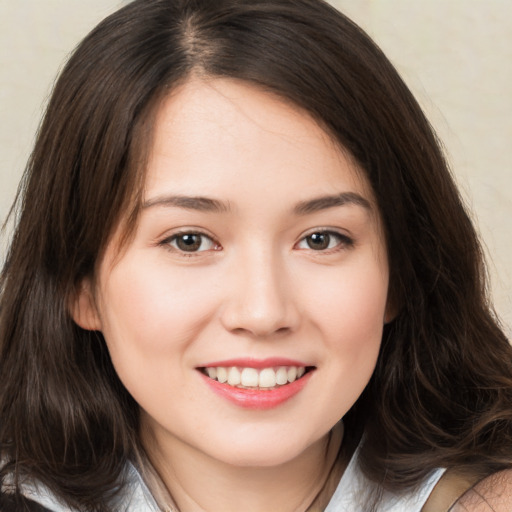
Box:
144;77;375;207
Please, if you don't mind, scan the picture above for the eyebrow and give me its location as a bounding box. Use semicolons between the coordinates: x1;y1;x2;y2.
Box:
143;195;231;213
142;191;371;215
293;192;372;215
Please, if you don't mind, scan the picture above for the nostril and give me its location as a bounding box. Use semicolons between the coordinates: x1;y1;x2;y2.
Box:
229;325;292;338
219;287;300;337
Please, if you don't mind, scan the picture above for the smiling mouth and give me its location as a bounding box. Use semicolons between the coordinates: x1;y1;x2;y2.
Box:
199;366;314;390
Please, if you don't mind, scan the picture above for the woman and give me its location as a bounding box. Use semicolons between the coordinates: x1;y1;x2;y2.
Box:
1;0;511;511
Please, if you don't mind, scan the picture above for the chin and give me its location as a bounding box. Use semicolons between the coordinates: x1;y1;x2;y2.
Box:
205;430;325;469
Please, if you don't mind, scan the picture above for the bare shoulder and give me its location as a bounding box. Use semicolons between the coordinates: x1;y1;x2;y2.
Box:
451;468;512;512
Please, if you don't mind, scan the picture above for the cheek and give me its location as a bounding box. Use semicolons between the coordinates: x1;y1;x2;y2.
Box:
98;257;217;345
300;255;387;407
94;259;214;408
303;256;389;338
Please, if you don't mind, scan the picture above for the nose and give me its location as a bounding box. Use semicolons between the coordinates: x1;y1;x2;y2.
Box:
220;249;300;338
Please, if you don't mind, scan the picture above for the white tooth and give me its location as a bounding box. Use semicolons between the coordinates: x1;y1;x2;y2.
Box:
259;368;277;388
287;366;297;383
227;367;241;386
217;367;228;383
241;368;259;387
206;367;217;379
276;367;288;385
297;367;305;378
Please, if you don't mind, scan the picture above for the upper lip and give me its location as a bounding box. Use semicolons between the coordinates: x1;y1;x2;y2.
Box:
199;357;311;369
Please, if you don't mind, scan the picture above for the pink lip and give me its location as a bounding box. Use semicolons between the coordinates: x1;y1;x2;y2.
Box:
201;357;309;369
198;369;313;410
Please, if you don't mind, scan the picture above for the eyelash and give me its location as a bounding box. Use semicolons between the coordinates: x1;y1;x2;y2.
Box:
159;230;220;256
159;229;354;256
295;230;354;253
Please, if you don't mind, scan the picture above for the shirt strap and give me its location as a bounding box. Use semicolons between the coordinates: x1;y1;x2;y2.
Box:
421;468;482;512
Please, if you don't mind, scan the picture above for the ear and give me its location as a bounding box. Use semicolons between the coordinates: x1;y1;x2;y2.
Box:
70;279;102;331
384;289;400;324
384;304;398;324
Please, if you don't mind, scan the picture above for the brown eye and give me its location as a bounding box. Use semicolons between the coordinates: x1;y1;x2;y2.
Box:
167;233;217;253
296;231;354;251
306;232;331;250
176;234;202;251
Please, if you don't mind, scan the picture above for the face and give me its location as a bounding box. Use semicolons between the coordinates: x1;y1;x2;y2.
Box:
75;78;390;469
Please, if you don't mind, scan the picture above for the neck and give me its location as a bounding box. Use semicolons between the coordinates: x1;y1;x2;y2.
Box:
140;421;344;512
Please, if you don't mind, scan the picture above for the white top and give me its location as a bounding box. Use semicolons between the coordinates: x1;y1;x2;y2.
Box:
324;446;445;511
13;449;445;512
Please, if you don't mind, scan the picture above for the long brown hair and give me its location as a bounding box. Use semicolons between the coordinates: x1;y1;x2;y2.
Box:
1;0;511;510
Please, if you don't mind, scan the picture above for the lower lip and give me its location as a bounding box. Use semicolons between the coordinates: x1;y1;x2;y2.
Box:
199;371;313;410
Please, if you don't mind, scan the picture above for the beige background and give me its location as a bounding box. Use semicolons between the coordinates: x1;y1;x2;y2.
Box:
0;1;510;333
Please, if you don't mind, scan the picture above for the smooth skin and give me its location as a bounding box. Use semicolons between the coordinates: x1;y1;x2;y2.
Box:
74;77;392;512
